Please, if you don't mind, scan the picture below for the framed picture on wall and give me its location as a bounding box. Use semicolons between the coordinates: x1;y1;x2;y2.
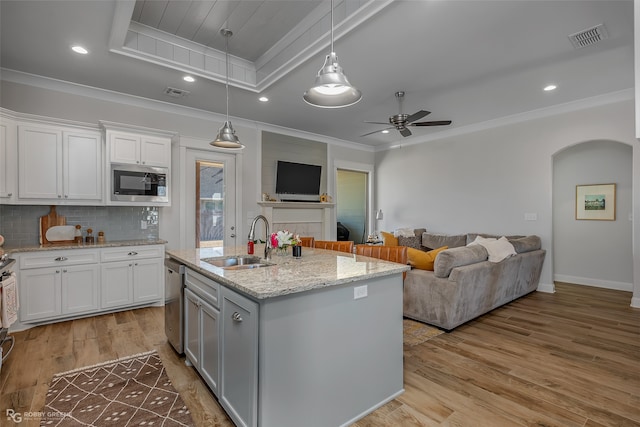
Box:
575;183;616;220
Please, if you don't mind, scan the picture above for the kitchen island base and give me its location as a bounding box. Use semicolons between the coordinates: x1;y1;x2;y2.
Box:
258;273;404;427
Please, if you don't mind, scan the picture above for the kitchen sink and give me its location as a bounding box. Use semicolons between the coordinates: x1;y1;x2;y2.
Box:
202;256;273;270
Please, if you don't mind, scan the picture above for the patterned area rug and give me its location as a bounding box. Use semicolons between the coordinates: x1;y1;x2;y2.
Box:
403;318;444;346
41;350;193;426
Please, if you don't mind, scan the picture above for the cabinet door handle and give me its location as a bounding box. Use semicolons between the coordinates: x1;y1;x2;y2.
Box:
54;256;68;262
128;251;138;256
232;312;243;322
63;269;67;273
230;234;236;238
129;263;133;267
56;270;60;273
64;195;68;198
7;193;11;197
134;263;138;266
57;195;62;198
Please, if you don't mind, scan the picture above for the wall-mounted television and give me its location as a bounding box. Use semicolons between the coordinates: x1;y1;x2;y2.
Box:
275;161;322;201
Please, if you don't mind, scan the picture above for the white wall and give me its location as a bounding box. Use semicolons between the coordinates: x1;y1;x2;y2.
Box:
553;140;633;290
375;98;637;299
0;79;368;249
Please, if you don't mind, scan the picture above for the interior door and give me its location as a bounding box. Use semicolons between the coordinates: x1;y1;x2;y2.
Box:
185;150;237;248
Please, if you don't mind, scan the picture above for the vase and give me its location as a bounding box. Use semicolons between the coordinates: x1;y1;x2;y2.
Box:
275;246;289;256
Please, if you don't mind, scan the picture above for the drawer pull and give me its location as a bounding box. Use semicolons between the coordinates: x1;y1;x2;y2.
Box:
54;256;68;262
128;251;138;256
232;312;243;322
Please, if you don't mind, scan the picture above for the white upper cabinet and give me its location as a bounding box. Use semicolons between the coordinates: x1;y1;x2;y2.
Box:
64;130;103;201
108;131;171;167
0;114;17;203
17;124;103;204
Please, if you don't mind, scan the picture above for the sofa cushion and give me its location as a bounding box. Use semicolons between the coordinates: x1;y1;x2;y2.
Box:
434;245;488;278
408;246;448;271
510;235;542;253
422;232;467;250
380;231;398;246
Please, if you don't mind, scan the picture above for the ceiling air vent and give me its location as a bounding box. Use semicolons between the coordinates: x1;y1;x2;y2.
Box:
164;87;190;98
568;24;608;49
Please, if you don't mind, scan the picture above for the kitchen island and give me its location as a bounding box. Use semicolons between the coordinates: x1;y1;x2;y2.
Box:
166;245;410;427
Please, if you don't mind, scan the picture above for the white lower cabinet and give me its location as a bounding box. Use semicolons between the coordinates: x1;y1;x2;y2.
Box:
20;261;99;322
100;246;163;309
18;244;163;324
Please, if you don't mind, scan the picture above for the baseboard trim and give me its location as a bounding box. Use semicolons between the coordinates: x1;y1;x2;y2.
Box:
340;388;404;427
631;296;640;308
536;282;555;293
554;274;632;292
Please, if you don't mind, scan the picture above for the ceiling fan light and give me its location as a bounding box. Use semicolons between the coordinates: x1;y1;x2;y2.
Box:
211;121;244;149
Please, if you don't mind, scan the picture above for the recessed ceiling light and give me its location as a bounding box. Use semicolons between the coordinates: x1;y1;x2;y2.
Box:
183;75;195;83
71;45;88;55
259;96;269;102
543;84;557;91
381;130;390;134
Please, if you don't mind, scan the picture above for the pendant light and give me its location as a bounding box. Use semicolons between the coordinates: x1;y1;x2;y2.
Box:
211;28;244;149
303;0;362;108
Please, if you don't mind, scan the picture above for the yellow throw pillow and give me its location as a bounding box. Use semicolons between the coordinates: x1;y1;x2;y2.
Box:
380;231;398;246
407;246;448;271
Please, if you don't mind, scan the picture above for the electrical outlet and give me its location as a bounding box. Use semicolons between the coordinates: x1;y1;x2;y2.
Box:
354;285;368;300
524;213;537;221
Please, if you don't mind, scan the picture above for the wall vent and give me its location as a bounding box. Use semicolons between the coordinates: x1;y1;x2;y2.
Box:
568;24;608;49
164;87;190;98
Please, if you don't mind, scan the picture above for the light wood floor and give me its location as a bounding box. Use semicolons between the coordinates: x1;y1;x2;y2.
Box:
1;282;638;427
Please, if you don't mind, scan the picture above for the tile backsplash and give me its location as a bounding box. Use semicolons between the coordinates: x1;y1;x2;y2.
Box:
0;205;159;247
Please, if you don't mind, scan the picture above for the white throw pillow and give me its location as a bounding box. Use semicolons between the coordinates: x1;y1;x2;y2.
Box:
467;235;496;247
481;236;517;262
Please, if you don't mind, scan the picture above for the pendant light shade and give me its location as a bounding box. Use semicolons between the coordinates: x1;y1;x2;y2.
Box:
303;0;361;108
211;29;244;149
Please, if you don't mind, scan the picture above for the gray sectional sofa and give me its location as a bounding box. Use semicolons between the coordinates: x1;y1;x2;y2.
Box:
401;231;546;330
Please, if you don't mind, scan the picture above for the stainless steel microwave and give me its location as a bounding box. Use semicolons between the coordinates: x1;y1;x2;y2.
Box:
111;164;169;203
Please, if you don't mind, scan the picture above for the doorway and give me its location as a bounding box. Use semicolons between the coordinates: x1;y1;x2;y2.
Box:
185;149;237;248
336;169;368;244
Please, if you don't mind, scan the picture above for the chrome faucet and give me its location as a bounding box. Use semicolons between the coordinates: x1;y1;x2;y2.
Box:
248;215;271;260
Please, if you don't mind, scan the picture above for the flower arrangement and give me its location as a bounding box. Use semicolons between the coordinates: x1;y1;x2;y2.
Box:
270;230;301;254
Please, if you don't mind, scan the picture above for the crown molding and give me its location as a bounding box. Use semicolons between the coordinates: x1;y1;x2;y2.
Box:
376;88;635;152
0;68;372;152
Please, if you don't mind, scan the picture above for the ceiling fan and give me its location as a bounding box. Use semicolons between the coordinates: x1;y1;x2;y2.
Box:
361;91;452;137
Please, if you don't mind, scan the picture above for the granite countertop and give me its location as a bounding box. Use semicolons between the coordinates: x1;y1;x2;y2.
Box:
2;239;167;253
167;244;410;300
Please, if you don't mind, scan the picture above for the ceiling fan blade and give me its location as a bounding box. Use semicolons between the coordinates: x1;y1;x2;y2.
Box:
364;121;391;125
360;127;393;137
405;110;431;124
412;120;452;127
399;127;412;137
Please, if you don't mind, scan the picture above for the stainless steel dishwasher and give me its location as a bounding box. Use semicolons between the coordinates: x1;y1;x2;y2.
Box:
165;257;185;354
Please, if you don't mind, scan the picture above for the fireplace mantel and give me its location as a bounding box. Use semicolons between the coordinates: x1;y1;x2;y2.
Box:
258;201;335;240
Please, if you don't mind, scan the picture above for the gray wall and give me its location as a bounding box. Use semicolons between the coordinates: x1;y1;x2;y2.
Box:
261;131;327;198
553;140;633;290
375;97;637;295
